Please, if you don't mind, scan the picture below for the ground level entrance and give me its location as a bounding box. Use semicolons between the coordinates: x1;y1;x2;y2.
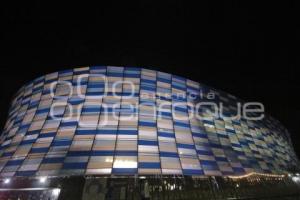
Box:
1;175;300;199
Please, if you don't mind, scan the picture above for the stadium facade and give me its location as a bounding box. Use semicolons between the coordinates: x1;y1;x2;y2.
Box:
0;66;299;199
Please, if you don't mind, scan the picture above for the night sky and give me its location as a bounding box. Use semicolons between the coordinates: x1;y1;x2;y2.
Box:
0;2;299;158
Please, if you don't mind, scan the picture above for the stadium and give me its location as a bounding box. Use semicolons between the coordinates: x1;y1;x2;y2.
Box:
0;66;299;199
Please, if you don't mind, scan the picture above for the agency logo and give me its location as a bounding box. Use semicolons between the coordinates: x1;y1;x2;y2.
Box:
49;74;265;128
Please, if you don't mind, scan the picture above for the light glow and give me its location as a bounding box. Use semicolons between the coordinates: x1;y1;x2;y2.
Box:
292;176;300;183
113;160;137;168
52;188;60;196
39;176;47;183
3;178;10;184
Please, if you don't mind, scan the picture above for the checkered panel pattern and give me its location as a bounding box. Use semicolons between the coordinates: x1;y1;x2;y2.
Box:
0;66;298;177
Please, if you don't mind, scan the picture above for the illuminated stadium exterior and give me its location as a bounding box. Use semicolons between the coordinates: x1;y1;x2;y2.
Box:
0;66;299;199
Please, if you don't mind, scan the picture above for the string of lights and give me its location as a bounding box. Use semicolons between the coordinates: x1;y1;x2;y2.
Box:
228;172;286;179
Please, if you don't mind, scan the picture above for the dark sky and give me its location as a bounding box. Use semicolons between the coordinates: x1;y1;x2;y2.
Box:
0;1;299;157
